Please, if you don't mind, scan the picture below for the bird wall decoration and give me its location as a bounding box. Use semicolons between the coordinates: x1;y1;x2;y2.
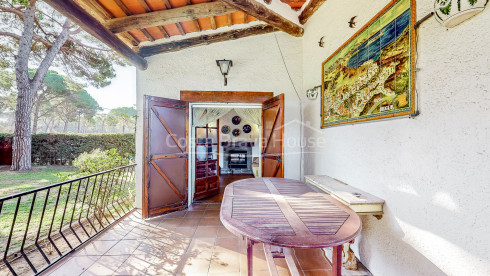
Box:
348;16;357;28
318;36;325;47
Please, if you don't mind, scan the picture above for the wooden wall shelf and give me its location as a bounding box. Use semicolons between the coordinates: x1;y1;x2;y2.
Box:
305;175;385;219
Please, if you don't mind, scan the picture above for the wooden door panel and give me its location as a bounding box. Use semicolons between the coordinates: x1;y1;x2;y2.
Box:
262;94;284;178
149;158;186;205
144;96;189;218
150;105;187;154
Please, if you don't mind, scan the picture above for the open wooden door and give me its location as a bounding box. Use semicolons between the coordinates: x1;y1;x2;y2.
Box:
143;96;189;218
262;94;284;178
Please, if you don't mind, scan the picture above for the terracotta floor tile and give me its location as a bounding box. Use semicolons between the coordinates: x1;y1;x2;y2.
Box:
199;217;221;226
177;253;212;274
186;237;216;256
112;255;150;276
74;240;118;256
178;218;202;227
123;227;151;239
193;225;219;238
294;248;332;271
159;218;184;228
217;226;236;238
49;255;99;276
80;254;130;275
209;250;240;274
214;237;240;253
185;210;205;218
203;209;220;217
302;270;333;276
105;239;141;255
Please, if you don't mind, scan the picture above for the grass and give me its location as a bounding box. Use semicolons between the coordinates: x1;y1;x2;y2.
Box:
0;165;135;258
0;166;76;197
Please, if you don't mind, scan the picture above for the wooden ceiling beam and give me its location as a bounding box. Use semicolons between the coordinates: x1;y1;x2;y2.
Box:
44;0;148;70
77;0;139;46
138;25;277;57
219;0;303;37
104;2;236;34
298;0;327;24
210;16;217;29
227;13;232;27
112;0;155;41
184;0;201;32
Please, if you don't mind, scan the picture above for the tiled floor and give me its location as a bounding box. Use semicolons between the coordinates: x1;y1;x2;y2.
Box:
41;175;346;276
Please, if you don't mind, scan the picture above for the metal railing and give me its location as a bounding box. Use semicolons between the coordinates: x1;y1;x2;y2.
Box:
0;164;136;276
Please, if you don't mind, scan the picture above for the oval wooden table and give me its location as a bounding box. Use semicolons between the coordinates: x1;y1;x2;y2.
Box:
220;177;362;276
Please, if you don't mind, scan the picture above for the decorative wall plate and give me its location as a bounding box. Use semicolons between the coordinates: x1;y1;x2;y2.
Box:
232;129;240;137
221;125;230;134
243;124;252;133
232;116;241;125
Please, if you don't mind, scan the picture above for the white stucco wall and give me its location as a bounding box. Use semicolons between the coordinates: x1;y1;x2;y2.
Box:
302;0;490;275
135;31;303;209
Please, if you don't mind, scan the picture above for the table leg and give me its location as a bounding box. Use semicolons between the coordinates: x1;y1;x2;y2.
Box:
332;245;342;276
247;238;254;276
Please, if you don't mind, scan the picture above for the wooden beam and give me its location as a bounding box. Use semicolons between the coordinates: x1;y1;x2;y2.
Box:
104;2;236;33
184;0;202;32
112;0;155;40
44;0;148;70
77;0;139;46
210;16;217;29
139;25;277;57
244;13;249;23
180;91;273;103
298;0;327;24
227;13;232;26
137;0;170;37
219;0;303;37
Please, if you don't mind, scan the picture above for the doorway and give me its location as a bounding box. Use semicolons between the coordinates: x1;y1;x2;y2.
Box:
188;102;262;206
142;92;284;218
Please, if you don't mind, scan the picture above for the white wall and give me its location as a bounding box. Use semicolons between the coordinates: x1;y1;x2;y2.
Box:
217;109;261;169
302;0;490;275
135;31;303;209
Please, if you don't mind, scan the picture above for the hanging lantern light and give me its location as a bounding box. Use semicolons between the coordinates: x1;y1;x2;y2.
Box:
216;59;233;86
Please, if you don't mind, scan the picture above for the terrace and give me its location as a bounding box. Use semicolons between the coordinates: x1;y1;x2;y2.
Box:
1;0;489;275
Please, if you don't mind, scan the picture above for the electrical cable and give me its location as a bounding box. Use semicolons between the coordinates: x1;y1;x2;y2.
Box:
273;33;304;179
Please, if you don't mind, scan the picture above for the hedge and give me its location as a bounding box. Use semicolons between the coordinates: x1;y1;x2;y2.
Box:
0;133;135;165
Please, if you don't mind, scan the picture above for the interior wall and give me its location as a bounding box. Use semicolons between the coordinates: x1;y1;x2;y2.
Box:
302;0;490;275
217;109;261;170
135;32;303;209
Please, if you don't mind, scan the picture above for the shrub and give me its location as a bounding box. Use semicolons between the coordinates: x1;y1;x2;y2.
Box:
0;133;135;165
73;148;130;174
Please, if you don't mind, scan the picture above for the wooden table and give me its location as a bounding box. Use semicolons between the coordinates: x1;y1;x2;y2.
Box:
220;178;362;276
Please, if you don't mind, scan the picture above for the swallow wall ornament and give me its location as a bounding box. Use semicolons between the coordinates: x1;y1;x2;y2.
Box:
318;36;325;47
348;16;357;28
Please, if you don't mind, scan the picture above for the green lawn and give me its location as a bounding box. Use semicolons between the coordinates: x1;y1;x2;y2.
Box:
0;166;134;257
0;166;76;197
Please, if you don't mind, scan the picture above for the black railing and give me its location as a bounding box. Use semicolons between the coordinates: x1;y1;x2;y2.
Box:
0;164;136;276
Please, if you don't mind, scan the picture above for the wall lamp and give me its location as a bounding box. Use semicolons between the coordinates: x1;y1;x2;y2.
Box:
306;85;321;100
216;59;233;86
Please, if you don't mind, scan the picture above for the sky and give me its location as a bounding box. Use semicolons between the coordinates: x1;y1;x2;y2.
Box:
85;65;136;112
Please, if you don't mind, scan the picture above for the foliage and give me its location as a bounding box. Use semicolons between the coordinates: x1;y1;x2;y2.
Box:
108;107;137;133
0;133;135;165
0;1;127;88
72;148;129;175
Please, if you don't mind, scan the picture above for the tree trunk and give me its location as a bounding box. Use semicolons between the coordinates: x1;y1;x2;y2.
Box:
11;85;35;171
32;92;45;134
11;2;71;170
11;3;37;171
63;119;69;132
77;112;81;133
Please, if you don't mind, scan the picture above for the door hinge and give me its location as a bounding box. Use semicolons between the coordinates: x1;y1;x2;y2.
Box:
147;181;150;189
174;104;187;109
146;155;152;164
